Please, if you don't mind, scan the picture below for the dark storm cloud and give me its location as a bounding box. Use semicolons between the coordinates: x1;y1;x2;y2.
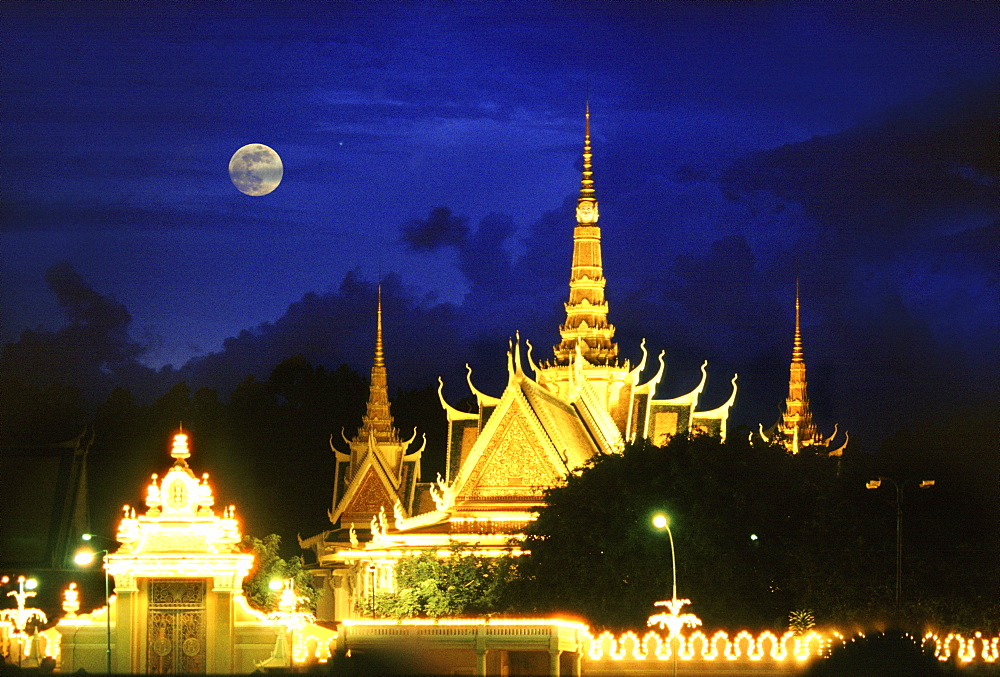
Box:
180;201;570;401
0;262;152;395
705;83;1000;444
402;207;470;250
457;213;517;289
46;262;132;333
179;271;467;397
719;83;1000;241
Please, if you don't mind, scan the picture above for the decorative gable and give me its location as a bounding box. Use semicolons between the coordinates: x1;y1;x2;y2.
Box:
339;468;394;525
457;397;563;503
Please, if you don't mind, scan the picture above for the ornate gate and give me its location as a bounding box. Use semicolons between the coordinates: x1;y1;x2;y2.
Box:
146;579;206;674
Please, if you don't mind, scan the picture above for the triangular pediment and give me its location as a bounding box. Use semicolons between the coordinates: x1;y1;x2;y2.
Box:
335;464;396;527
453;388;566;504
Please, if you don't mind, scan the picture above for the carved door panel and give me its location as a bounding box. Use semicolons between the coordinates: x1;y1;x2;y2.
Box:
147;580;206;674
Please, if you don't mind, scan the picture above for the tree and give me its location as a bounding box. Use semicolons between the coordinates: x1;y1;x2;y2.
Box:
375;548;516;618
513;434;871;631
241;534;318;613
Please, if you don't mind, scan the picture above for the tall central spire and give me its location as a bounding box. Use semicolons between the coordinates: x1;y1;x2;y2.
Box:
356;285;398;444
553;104;618;366
782;280;817;452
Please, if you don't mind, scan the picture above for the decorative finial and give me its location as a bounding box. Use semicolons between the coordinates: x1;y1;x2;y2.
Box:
792;279;804;363
576;102;599;225
62;583;80;618
170;430;190;462
375;284;384;369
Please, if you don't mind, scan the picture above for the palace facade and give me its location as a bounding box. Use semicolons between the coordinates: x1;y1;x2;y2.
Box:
300;108;737;623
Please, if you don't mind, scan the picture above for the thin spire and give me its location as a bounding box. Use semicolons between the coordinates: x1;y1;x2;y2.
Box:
792;278;804;363
580;102;595;203
355;284;397;445
552;103;617;366
375;284;385;369
781;279;816;452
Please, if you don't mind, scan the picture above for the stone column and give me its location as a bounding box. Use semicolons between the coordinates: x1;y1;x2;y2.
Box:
548;649;561;676
211;587;234;674
111;574;137;674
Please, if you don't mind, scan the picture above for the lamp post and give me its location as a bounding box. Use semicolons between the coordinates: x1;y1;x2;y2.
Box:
866;477;935;611
651;513;679;677
651;513;677;602
75;534;114;674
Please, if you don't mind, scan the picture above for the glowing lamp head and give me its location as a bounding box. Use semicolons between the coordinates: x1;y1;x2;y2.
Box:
24;578;38;591
866;479;882;490
269;579;284;591
74;550;97;566
919;480;935;488
81;533;93;541
652;513;669;530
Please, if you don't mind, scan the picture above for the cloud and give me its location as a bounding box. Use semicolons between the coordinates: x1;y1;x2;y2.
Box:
0;262;153;398
719;82;1000;242
704;83;1000;444
178;270;468;397
402;206;470;250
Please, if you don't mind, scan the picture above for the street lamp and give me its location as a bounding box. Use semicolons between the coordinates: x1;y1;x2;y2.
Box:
651;512;677;603
1;575;46;667
866;477;935;611
651;512;680;677
75;537;113;674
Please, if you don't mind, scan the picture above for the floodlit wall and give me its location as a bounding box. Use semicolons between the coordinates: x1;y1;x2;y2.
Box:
338;620;1000;676
54;606;113;672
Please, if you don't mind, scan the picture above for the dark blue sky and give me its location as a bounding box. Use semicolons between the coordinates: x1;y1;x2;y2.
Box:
2;1;998;449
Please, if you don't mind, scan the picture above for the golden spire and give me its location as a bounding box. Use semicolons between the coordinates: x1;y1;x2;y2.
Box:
375;284;385;370
782;279;817;452
580;102;596;207
356;284;398;444
792;278;804;363
553;104;618;366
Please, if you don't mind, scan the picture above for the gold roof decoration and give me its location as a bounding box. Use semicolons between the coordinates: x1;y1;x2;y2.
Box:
327;288;426;530
758;281;847;455
552;103;619;367
112;430;244;559
353;285;400;447
170;428;191;461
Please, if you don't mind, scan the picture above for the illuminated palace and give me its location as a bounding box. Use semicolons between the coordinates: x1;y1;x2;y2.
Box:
301;108;737;623
757;281;847;456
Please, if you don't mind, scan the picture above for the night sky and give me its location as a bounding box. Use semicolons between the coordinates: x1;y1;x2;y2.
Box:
2;2;998;452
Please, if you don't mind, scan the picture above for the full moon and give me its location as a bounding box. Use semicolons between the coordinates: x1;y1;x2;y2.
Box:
229;143;283;196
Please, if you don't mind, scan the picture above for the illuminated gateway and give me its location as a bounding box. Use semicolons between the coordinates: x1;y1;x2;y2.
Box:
300;108;737;622
56;431;333;673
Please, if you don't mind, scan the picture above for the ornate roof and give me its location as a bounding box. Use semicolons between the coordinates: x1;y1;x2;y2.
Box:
105;430;251;587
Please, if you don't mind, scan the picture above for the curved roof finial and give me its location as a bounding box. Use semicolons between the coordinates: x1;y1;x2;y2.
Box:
524;338;539;376
513;331;524;376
